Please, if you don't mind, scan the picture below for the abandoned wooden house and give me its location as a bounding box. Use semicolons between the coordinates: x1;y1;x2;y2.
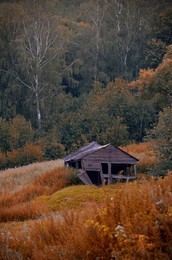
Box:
64;142;139;186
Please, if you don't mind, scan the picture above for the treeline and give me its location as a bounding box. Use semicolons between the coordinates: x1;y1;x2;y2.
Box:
0;0;172;173
0;115;65;169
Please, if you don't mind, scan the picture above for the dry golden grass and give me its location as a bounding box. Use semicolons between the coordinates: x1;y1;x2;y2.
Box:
0;171;172;259
0;166;73;223
0;159;64;194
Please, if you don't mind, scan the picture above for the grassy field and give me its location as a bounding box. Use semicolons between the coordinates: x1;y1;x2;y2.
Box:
0;144;172;259
0;159;64;194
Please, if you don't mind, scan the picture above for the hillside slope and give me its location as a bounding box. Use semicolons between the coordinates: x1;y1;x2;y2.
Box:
0;158;172;259
0;159;64;194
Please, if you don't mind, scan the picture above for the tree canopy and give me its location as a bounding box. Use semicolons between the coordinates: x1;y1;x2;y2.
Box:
0;0;172;172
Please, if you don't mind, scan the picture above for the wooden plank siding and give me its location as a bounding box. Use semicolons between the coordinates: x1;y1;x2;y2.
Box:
84;145;137;164
64;142;139;185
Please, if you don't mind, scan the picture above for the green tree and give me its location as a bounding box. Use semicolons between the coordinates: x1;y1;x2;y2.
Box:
104;0;157;79
151;107;172;176
0;115;34;153
103;117;128;146
0;1;71;130
142;38;167;69
0;118;10;152
8;115;34;150
154;4;172;45
14;0;69;130
137;45;172;111
80;0;108;82
0;3;25;119
60;82;130;150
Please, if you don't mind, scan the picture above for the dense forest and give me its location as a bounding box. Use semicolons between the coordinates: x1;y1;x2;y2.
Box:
0;0;172;173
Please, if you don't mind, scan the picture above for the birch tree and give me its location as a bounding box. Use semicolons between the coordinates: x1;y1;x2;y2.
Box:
80;0;108;82
14;1;68;130
105;0;155;79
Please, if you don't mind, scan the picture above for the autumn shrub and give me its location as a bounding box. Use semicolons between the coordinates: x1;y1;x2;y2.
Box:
6;149;21;169
8;115;35;149
0;151;7;169
122;141;159;173
33;167;73;194
0;143;44;170
19;143;44;165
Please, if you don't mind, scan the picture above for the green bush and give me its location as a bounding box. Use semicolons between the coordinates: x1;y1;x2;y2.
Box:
44;142;65;160
67;169;83;186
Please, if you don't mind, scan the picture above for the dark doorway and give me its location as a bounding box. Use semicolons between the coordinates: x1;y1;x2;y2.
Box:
86;171;102;186
101;163;108;174
68;161;76;168
78;160;82;169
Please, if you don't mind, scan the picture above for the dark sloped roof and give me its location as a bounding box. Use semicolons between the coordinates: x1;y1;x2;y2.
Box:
64;141;138;162
64;141;103;161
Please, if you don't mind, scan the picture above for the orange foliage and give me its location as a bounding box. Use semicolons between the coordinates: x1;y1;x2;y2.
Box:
129;69;155;91
106;78;130;95
121;142;159;172
1;143;44;170
22;143;43;161
0;151;7;169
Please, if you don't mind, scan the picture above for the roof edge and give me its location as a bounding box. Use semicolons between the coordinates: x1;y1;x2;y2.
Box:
116;145;139;161
64;142;139;162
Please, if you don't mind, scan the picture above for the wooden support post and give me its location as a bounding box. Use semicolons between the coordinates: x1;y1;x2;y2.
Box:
134;164;137;177
108;163;112;184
